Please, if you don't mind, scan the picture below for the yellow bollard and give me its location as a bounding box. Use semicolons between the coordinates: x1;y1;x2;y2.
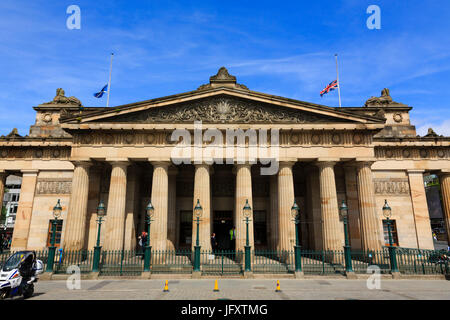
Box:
213;280;220;292
163;280;169;292
275;280;281;292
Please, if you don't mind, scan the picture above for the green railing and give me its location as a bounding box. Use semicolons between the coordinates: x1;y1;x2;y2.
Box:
53;250;94;274
151;249;193;274
252;250;295;274
201;250;243;275
99;250;143;276
0;247;447;276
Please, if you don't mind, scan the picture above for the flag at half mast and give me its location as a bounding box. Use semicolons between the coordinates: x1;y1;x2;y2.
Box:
320;80;338;97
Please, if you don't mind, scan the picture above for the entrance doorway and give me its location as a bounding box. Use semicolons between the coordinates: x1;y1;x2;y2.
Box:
213;211;233;250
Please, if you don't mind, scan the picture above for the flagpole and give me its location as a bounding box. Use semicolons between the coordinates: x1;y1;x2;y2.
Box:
335;53;342;108
106;53;114;108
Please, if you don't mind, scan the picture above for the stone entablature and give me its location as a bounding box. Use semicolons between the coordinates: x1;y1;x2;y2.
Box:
0;146;71;160
375;146;449;159
68;130;374;147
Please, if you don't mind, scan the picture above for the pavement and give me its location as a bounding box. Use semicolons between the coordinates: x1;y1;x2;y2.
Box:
21;279;450;300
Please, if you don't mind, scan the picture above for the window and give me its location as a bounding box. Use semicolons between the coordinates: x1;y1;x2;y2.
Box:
382;219;399;246
47;220;63;247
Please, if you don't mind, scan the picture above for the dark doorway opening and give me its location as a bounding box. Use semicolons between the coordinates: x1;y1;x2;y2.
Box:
213;211;233;250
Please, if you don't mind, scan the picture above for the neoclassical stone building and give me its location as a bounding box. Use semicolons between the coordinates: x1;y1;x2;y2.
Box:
2;67;450;253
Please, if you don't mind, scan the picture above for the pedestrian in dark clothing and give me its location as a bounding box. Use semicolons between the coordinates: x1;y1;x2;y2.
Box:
211;233;218;253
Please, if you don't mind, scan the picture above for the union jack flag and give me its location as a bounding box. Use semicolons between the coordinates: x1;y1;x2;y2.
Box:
320;80;338;97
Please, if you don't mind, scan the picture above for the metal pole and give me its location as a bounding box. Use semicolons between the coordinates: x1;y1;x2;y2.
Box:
46;218;58;272
335;53;342;108
294;218;302;272
106;53;114;108
144;216;152;272
343;216;353;273
194;216;201;272
92;216;103;272
387;218;399;273
245;216;251;272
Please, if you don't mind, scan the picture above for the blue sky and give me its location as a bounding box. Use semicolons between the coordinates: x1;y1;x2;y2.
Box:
0;1;449;136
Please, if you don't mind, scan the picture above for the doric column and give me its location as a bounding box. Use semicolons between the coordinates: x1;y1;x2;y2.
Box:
192;164;211;251
63;162;91;251
269;175;278;250
317;161;344;251
103;161;129;251
124;165;139;251
277;162;296;252
150;162;169;251
167;166;178;251
344;166;362;250
439;171;450;246
305;166;323;250
10;170;38;251
408;169;434;249
356;162;383;251
0;171;6;210
234;164;254;252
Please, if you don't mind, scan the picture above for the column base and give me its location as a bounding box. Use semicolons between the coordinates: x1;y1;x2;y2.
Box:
294;271;304;279
391;271;402;279
345;271;357;279
141;271;151;279
39;272;53;281
192;271;202;279
86;272;99;280
244;271;254;279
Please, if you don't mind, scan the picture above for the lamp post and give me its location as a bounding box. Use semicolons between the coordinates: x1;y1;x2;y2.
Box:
339;200;353;274
193;199;202;272
92;200;106;272
143;201;154;272
291;200;303;273
243;199;252;272
46;199;62;272
383;199;399;273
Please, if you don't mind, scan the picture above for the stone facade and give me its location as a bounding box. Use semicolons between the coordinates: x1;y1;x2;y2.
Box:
1;68;449;252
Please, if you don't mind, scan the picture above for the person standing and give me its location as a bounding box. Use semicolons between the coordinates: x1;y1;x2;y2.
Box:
229;226;236;251
211;233;218;253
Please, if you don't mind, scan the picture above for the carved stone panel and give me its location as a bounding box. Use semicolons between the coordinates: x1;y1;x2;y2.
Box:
36;180;72;195
99;97;352;124
374;178;410;196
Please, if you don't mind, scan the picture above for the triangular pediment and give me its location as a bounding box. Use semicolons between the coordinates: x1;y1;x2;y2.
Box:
61;88;384;125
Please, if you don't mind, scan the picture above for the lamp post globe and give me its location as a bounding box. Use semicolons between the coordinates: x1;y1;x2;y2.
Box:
382;199;392;219
53;199;62;220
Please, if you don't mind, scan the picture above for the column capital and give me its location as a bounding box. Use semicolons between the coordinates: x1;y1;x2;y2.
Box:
150;161;170;169
407;169;425;174
71;160;92;169
232;163;252;175
108;160;130;169
314;160;337;169
438;170;450;178
20;169;39;176
279;161;296;169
